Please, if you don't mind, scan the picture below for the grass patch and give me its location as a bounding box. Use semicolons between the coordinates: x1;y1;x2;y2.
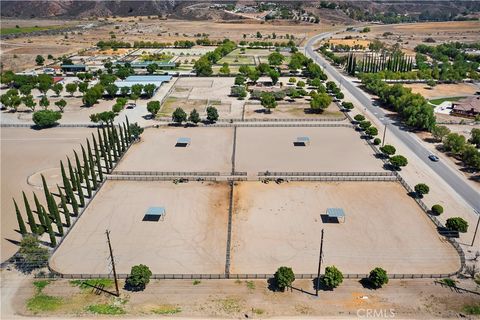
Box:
159;97;207;117
252;308;265;315
218;297;241;314
33;280;51;292
429;96;465;105
86;303;125;315
152;305;182;315
439;278;457;287
1;25;65;35
193;279;201;285
27;294;63;313
463;304;480;315
246;281;255;290
234;279;242;284
69;278;114;290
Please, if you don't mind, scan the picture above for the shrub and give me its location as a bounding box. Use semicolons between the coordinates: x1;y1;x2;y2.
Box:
32;110;61;128
172;107;187;124
274;266;295;291
373;138;381;145
17;235;49;272
322;266;343;289
146;101;160;117
368;267;388;288
380;144;396;156
206;106;219;122
414;183;430;197
342;101;354;110
353;114;365;122
431;204;444;215
389;155;408;169
125;264;152;291
446;217;468;233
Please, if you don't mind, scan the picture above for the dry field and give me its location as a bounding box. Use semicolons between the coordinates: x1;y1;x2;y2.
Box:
403;83;479;99
235;126;383;174
231;181;461;275
243;101;345;120
49;180;229;274
0;127;96;261
114;127;234;173
326;38;371;48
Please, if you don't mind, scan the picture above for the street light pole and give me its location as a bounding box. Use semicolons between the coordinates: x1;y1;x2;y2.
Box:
382;124;387;147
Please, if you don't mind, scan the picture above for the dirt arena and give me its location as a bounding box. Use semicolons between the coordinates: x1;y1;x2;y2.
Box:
230;181;461;275
49;180;229;275
0;127;96;261
235;126;383;174
114;127;234;173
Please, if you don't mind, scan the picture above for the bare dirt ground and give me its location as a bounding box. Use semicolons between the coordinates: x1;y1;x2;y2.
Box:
235;126;384;174
0;127;96;262
50;180;229;275
231;181;461;275
4;268;479;319
114;127;234;173
404;83;480;99
244;101;345;120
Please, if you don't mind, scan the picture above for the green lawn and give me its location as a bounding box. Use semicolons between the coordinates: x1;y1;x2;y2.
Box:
1;25;65;35
429;96;466;105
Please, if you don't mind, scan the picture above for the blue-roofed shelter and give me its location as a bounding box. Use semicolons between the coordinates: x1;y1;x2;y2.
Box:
295;136;310;146
143;207;166;221
326;208;345;223
176;137;191;147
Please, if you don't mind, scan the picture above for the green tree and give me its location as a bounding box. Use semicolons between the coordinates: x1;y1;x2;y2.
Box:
260;92;277;113
268;69;280;85
39;96;50;110
65;83;77;97
126;264;152;291
35;55;45;66
54;99;67;112
323;266;344;289
146;63;158;75
368;267;388;288
189;109;201;124
353;114;365;122
17;235;49;271
470;128;480;148
230;86;247;99
37;76;52;96
22;192;37;234
274;266;295;291
129;123;144;140
146;101;160;117
52;83;63;96
389;155;408;170
14;198;27;235
78;82;88;94
359;121;372;131
310;92;331;113
32;110;61;128
143;84;156;98
193;57;213;76
414;183;430;198
431;204;444;215
431;125;450;142
365;126;378;137
268;52;285;66
33;193;47;233
379;145;396;157
446;217;468;233
443;133;466;155
75;170;85;207
219;63;230;75
57;186;70;227
172;107;187;124
206;106;219;123
105;84;118;98
22;94;36;112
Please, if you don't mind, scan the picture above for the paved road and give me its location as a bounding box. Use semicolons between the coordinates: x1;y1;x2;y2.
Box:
305;32;480;213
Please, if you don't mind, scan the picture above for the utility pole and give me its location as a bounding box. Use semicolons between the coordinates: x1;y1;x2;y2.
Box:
472;210;480;247
381;124;387;147
106;230;120;297
316;229;324;296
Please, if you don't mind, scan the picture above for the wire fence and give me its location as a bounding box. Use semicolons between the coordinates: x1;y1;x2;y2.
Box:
0;123;98;128
258;171;395;177
213;117;347;123
211;123;355;128
258;176;398;182
106;176;218;182
113;171;222;176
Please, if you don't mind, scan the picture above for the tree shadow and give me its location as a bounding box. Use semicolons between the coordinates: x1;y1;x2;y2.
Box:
312;277;333;291
359;278;376;289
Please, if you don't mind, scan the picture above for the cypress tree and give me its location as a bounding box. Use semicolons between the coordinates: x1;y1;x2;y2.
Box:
14;198;27;235
61;161;73;204
123;122;129;146
75;169;85;207
118;125;126;152
43;207;56;246
126;116;131;143
92;134;104;181
33;193;47;233
97;129;109;173
57;185;70;227
73;151;83;184
22;191;37;234
68;157;77;190
49;193;63;236
41;174;51;214
83;168;92;198
87;139;98;190
108;125;119;162
81;145;90;179
352;57;356;76
102;126;113;170
113;125;122;158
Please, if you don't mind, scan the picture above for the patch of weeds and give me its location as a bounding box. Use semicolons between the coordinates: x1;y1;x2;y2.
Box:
246;281;255;290
234;279;242;284
86;303;125;315
152;305;182;315
218;297;241;314
70;278;114;290
193;279;201;285
27;294;63;313
463;304;480;315
439;278;457;287
295;304;312;315
33;280;51;292
474;274;480;286
252;308;265;315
